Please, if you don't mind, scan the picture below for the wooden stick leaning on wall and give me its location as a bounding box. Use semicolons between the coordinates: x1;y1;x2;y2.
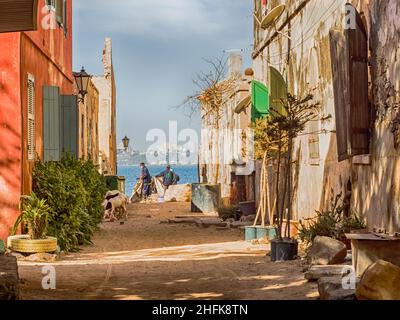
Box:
254;151;273;227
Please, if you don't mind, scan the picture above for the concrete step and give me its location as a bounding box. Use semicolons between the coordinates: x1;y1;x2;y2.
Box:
305;264;353;281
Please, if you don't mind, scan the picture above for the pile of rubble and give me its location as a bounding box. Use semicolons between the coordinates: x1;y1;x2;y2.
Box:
303;236;400;300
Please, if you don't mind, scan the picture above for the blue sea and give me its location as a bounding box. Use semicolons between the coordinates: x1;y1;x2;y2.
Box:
118;165;199;196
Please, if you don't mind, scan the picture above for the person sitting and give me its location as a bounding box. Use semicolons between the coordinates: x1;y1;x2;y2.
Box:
156;165;180;192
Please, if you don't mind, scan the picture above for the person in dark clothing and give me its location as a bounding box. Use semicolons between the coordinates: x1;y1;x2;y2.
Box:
156;165;180;192
139;162;152;199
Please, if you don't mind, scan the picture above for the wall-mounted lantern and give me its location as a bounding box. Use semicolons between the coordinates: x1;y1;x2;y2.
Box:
73;67;91;102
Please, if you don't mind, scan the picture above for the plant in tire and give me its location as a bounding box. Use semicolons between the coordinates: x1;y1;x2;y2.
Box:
33;155;107;252
12;193;51;240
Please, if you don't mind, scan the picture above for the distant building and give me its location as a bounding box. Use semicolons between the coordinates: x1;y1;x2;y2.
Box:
76;78;100;168
199;53;256;206
92;38;117;175
0;0;74;240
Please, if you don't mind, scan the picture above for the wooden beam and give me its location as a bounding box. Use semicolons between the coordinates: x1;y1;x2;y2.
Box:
0;0;38;33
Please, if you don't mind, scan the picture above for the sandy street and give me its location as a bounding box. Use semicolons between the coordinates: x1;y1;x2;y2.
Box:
18;202;318;300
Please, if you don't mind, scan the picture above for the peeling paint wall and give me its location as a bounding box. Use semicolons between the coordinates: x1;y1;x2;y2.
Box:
252;0;400;232
253;0;351;220
351;0;400;233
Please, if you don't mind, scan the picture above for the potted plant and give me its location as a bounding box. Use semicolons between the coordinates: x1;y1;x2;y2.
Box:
8;193;57;254
298;193;367;249
263;94;320;261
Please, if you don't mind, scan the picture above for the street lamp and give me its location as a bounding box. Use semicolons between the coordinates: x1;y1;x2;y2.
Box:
122;136;130;151
73;67;91;102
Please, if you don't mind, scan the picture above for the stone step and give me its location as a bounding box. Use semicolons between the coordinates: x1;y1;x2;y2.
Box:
305;264;353;281
318;276;357;300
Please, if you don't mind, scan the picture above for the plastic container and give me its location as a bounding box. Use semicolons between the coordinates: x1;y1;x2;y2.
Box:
256;226;268;239
245;226;257;241
270;238;298;262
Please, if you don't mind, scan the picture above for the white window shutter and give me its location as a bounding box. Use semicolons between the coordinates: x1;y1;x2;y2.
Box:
27;75;35;161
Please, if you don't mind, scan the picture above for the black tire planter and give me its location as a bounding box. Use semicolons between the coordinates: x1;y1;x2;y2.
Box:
270;238;298;262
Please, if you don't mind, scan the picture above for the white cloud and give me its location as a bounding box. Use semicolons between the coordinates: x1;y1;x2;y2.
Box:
75;0;248;39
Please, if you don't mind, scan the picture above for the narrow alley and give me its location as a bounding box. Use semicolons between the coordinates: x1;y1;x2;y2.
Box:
18;202;317;300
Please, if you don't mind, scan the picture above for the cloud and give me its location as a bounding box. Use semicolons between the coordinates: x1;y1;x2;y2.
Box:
75;0;249;39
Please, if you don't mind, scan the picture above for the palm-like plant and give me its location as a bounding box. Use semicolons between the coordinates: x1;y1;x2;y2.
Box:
12;193;50;240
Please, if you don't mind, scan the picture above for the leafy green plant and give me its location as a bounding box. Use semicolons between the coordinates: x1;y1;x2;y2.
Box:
298;193;366;245
12;193;50;240
32;155;107;252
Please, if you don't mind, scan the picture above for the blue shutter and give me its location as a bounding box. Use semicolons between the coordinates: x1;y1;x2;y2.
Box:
43;86;61;161
61;95;78;159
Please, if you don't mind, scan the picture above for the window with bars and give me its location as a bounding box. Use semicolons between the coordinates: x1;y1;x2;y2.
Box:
27;75;35;161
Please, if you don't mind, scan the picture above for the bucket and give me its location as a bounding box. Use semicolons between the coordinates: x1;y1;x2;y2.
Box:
256;227;268;240
245;226;257;241
270;239;298;262
268;227;278;240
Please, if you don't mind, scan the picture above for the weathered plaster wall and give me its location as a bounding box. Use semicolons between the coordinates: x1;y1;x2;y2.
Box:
77;78;99;166
351;0;400;233
253;0;400;232
253;0;351;220
92;38;117;175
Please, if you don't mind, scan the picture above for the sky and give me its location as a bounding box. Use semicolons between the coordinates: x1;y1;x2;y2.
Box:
73;0;253;151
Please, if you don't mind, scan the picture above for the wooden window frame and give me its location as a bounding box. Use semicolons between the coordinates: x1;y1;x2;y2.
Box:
329;4;371;163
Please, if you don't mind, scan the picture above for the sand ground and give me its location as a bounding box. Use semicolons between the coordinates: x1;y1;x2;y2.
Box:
18;202;318;300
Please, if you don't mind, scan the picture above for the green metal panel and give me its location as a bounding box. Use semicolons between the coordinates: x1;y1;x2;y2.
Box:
251;80;269;122
43;86;61;162
269;67;288;116
61;95;78;159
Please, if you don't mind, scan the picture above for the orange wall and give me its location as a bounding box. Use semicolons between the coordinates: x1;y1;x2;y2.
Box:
21;1;74;194
0;0;74;240
0;33;22;240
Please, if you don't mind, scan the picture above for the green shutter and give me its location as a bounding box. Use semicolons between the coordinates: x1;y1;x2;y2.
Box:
251;80;269;122
269;67;288;116
43;86;61;162
61;95;78;159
